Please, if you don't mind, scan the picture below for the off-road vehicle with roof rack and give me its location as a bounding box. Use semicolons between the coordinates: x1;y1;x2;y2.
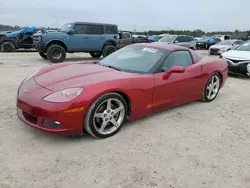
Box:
33;22;119;63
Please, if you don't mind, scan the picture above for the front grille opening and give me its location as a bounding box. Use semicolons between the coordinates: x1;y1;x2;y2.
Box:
22;112;38;124
43;120;62;128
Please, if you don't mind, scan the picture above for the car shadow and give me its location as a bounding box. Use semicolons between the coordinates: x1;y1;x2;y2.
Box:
122;100;202;131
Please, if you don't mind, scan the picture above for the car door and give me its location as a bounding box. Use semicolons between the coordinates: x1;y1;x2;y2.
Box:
83;24;105;51
152;50;202;112
67;23;89;51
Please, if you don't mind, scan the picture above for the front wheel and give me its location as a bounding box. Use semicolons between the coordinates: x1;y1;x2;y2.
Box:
89;52;102;58
201;73;221;102
84;92;128;139
46;44;66;63
39;52;47;59
102;45;117;58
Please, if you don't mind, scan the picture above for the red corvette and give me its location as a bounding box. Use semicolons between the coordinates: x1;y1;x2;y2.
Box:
16;43;228;138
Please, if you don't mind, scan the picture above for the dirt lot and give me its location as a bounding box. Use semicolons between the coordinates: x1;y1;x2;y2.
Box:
0;51;250;188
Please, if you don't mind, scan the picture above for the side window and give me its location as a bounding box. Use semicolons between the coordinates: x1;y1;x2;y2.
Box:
74;24;87;34
186;36;194;42
161;51;193;71
175;36;185;42
216;38;221;43
74;24;103;34
104;25;118;34
86;25;103;34
122;33;131;39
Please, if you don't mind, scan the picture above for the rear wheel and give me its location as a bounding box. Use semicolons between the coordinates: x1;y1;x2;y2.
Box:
46;44;66;63
84;92;127;138
39;52;47;59
201;73;221;102
1;42;15;52
89;52;102;58
102;45;117;58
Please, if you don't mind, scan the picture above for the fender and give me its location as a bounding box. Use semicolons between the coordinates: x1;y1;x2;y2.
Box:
102;39;118;48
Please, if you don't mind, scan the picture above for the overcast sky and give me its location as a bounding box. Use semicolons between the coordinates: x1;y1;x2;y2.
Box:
1;0;249;32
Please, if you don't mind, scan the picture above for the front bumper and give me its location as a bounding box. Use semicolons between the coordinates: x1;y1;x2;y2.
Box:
16;78;86;135
223;57;250;75
209;48;226;55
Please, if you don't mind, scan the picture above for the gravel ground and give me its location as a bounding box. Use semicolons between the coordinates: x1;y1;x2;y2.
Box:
0;51;250;188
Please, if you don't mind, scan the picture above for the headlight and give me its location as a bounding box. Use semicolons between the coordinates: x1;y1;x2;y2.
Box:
22;68;41;83
43;87;84;103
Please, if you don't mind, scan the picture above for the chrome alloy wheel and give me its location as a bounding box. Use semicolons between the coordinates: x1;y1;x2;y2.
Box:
93;98;125;135
206;74;220;100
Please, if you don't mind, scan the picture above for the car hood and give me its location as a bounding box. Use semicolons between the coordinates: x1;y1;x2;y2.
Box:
210;44;230;49
42;31;67;37
222;50;250;60
34;63;137;91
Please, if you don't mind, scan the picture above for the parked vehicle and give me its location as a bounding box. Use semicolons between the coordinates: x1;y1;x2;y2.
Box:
209;39;244;55
148;35;160;42
0;27;47;52
117;31;133;49
220;41;250;77
196;37;221;50
157;35;197;50
16;43;228;138
132;35;149;43
33;22;119;63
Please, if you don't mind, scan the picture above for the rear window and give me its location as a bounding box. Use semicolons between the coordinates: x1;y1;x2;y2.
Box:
104;25;118;34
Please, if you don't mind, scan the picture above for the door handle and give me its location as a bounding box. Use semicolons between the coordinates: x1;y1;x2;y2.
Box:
100;37;105;39
84;37;89;39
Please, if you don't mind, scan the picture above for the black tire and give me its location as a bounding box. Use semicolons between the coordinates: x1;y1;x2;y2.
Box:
89;52;102;58
189;47;194;50
201;72;221;102
39;52;48;59
46;44;66;63
102;45;117;58
1;42;15;52
84;92;128;139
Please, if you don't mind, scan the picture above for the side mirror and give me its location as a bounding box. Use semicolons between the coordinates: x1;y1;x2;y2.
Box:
174;40;178;43
162;66;185;80
67;29;75;35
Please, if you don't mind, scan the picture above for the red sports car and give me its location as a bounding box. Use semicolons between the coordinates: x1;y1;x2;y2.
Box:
16;43;228;138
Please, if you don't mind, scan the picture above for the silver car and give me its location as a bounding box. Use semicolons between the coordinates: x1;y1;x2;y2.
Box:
209;39;244;55
157;34;197;50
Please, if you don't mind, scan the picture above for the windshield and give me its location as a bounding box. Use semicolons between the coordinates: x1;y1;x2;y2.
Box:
61;23;73;32
235;42;250;51
158;35;177;43
217;40;234;45
98;45;167;73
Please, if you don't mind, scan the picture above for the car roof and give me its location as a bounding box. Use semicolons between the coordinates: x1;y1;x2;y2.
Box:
74;22;117;26
133;42;188;51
